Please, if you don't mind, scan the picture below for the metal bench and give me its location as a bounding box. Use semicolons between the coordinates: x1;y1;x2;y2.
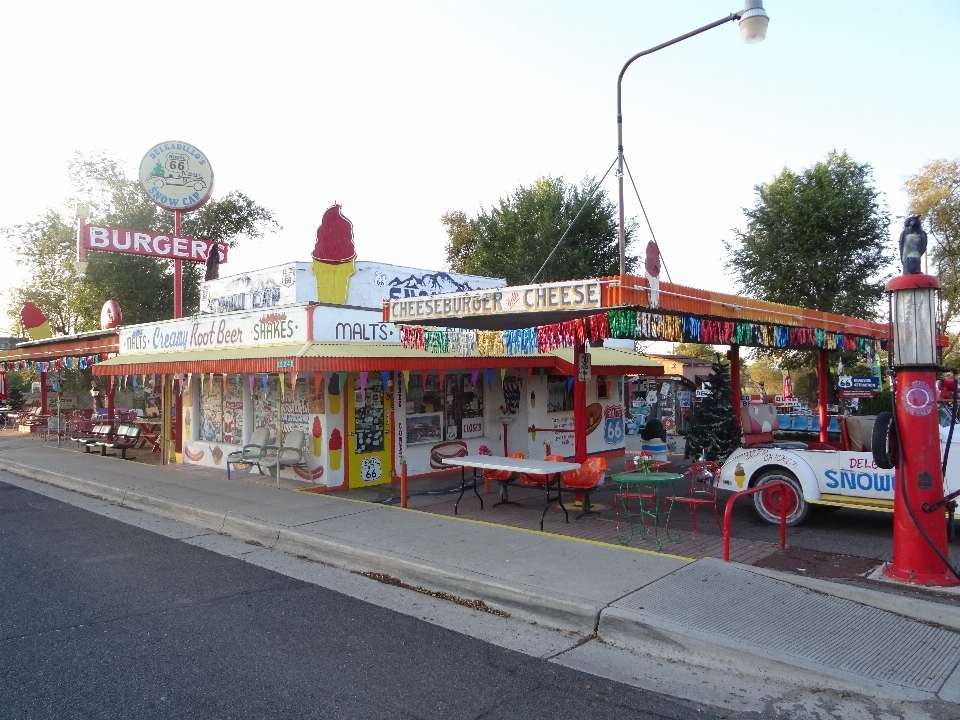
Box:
74;424;116;452
97;424;142;459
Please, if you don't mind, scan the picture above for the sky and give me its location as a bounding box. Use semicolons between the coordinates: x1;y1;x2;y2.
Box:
1;0;959;335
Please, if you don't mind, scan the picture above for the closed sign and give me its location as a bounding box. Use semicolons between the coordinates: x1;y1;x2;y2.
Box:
462;418;484;439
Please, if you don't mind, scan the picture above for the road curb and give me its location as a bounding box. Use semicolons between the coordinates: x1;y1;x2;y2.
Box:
596;602;936;702
1;460;600;635
737;562;960;632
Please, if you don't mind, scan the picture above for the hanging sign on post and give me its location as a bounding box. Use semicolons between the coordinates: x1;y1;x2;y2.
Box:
139;141;215;212
578;352;592;382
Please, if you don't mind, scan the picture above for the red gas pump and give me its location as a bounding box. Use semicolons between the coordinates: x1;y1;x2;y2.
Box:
878;272;959;586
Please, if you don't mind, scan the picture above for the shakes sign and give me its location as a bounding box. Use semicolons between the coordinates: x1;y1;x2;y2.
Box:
119;306;309;355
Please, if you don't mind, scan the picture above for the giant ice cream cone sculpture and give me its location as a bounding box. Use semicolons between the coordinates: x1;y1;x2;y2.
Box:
20;302;52;340
329;428;343;471
312;204;356;304
312;416;323;456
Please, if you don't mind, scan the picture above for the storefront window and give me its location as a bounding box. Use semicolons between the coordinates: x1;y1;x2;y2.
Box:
547;375;573;413
353;375;385;453
444;372;484;440
405;371;484;443
406;372;442;414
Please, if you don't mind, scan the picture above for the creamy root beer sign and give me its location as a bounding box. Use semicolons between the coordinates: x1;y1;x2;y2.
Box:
386;279;601;322
119;306;308;354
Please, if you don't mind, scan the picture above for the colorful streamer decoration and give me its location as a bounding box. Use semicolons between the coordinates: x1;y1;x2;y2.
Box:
388;310;879;360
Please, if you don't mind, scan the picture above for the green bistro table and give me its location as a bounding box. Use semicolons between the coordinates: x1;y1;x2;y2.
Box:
612;470;684;550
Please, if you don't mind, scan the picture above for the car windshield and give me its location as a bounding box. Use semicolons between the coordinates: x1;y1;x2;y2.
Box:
939;403;956;428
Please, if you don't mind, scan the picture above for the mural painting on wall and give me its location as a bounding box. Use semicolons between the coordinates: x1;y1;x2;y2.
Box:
387;271;478;299
292;408;327;481
309;374;326;415
200;380;224;442
602;405;625;446
280;378;310;445
224;399;243;445
429;440;468;470
253;376;279;445
586;403;603;435
552;415;574;447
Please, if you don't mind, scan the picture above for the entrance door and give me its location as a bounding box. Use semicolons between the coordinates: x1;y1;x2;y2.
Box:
347;373;391;488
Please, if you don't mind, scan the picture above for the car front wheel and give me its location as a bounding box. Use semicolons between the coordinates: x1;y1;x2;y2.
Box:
752;470;808;526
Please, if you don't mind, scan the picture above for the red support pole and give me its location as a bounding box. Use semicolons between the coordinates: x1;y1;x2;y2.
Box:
39;371;48;416
174;210;183;319
400;461;408;508
573;337;587;464
818;349;829;443
106;377;115;421
727;344;740;431
174;376;182;456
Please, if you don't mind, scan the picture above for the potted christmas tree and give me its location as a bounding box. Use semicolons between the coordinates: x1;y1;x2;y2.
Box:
684;354;740;462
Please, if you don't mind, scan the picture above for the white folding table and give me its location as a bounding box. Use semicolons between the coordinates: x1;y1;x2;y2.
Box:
442;455;581;530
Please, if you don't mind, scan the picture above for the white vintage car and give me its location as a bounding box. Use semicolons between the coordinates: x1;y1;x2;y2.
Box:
718;403;960;526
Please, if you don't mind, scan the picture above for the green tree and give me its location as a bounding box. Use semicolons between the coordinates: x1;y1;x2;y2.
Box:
5;152;280;333
672;342;718;361
725;150;894;320
724;151;893;382
904;158;960;358
4;210;84;335
684;355;739;462
443;176;637;284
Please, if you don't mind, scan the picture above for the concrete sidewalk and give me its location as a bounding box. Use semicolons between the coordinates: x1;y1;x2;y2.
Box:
3;434;960;704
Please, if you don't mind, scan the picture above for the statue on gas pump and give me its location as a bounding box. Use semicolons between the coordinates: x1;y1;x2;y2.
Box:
899;215;927;275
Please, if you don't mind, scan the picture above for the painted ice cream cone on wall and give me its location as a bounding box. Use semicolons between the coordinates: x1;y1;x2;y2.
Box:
312;416;323;456
329;428;343;470
328;373;341;414
312;204;356;304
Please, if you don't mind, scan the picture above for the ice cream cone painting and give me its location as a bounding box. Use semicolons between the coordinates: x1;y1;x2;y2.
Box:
329;428;343;470
312;204;356;304
20;302;52;340
328;373;341;414
312;416;323;456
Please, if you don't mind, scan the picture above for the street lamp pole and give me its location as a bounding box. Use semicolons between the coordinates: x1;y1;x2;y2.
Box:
617;0;769;276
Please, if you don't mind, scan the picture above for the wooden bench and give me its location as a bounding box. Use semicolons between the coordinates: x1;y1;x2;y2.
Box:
97;425;142;459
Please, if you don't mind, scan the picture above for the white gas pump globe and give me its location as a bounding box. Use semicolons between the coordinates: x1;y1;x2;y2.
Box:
886;274;941;367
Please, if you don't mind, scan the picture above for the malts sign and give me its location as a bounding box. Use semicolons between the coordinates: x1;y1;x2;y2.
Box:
78;224;227;265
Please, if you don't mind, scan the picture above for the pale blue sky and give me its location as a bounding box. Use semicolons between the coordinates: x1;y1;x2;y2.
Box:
1;0;958;326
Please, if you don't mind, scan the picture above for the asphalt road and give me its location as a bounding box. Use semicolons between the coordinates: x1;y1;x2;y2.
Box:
0;480;720;720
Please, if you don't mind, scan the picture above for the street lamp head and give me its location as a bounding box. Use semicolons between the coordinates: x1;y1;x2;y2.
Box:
738;0;769;44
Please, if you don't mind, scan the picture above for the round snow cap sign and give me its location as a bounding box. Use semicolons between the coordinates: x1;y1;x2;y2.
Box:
139;141;214;212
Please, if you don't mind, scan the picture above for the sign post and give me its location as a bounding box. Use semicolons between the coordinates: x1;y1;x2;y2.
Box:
138;141;215;319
